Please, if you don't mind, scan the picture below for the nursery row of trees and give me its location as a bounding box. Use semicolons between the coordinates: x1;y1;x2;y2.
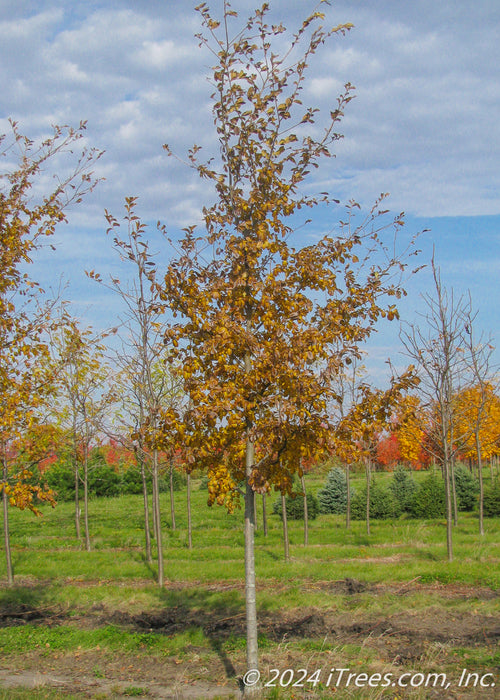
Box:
1;3;498;693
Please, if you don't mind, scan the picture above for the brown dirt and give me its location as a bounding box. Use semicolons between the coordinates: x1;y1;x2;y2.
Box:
0;579;499;699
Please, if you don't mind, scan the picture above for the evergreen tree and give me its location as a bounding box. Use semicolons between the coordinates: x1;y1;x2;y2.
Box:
273;492;319;521
454;463;479;512
409;473;446;519
390;464;417;513
483;482;500;517
351;481;401;520
318;467;350;514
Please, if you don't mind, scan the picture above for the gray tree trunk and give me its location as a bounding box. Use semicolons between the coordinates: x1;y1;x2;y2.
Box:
366;457;371;536
441;401;454;562
169;463;176;531
476;434;484;536
152;448;164;586
262;494;268;536
346;462;351;530
300;474;308;546
74;460;81;540
281;493;290;561
443;452;454;562
151;479;158;543
72;414;81;540
2;454;13;585
83;448;91;553
244;436;259;694
451;457;458;526
140;456;153;563
187;472;192;549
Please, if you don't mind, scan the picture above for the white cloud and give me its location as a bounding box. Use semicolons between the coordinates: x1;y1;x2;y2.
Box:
134;39;181;70
1;0;499;354
0;8;62;40
2;0;498;219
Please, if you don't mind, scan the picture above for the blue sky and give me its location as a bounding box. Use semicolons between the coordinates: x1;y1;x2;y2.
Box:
1;0;499;381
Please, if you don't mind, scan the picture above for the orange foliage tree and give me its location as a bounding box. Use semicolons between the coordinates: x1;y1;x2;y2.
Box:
455;383;500;464
454;381;500;534
333;373;417;534
158;3;419;680
0;121;101;583
393;394;426;469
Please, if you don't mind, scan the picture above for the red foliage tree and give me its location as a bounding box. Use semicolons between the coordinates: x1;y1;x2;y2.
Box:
376;433;401;470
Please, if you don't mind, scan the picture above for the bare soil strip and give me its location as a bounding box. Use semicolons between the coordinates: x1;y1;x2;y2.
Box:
0;579;498;699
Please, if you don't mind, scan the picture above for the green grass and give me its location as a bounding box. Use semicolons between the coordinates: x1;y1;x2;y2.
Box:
0;624;208;656
3;471;499;588
0;470;498;698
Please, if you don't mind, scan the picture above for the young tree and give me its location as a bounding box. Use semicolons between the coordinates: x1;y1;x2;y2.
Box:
0;121;101;582
455;310;498;535
93;199;185;584
328;357;367;529
334;374;416;535
160;3;419;684
52;320;112;551
401;260;474;560
111;365;154;563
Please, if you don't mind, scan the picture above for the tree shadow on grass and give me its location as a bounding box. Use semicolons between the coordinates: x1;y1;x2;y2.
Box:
134;551;158;581
262;549;281;561
156;587;245;684
99;586;247;685
0;581;62;627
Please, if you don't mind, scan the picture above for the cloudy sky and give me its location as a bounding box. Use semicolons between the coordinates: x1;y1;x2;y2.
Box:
1;0;499;378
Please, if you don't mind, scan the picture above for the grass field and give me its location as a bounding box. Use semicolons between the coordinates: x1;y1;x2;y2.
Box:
0;470;498;698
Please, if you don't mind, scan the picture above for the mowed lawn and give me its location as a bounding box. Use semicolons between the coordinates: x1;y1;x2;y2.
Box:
0;470;499;699
3;471;499;587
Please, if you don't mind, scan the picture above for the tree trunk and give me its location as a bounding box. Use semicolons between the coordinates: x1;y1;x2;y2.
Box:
262;494;268;536
152;448;164;586
345;462;351;530
151;481;158;542
281;493;290;562
366;457;371;536
244;436;259;693
476;434;484;536
300;473;308;546
140;456;153;563
83;448;91;552
2;454;13;586
441;402;454;561
451;457;458;526
72;419;81;541
169;463;176;531
74;461;81;541
187;472;192;549
443;456;454;562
